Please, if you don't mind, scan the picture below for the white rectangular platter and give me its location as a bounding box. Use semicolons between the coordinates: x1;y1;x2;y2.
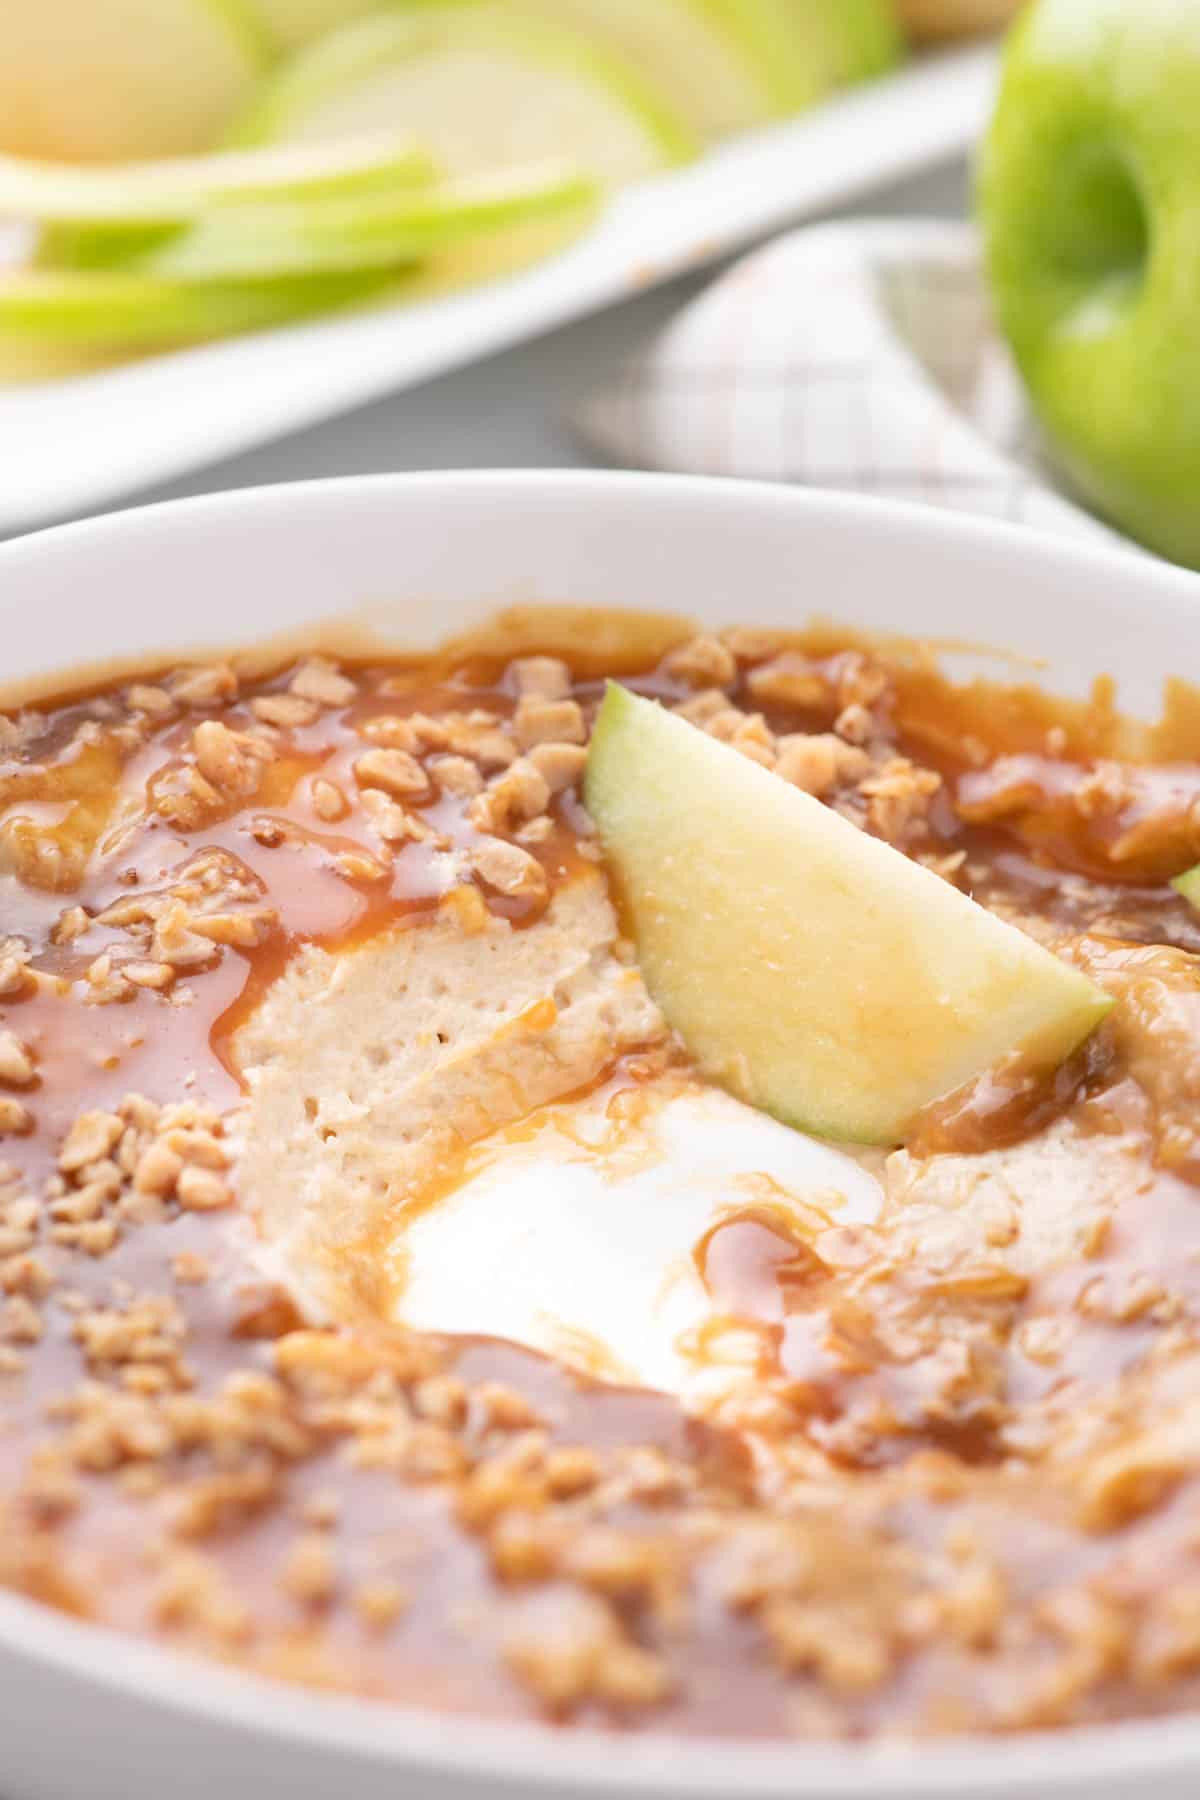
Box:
0;41;996;536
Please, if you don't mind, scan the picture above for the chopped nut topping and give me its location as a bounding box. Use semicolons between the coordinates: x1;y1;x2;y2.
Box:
747;654;827;710
310;777;349;822
176;1167;233;1213
0;1032;35;1088
527;742;587;794
59;1111;123;1173
251;693;320;729
191;720;271;797
168;664;238;708
470;839;548;903
127;684;176;719
0;624;1198;1745
430;755;484;799
469;759;551;836
288;658;356;708
514;698;586;750
512;657;571;701
281;1534;337;1606
776;733;870;797
353;1579;408;1630
663;635;737;689
353;748;430;802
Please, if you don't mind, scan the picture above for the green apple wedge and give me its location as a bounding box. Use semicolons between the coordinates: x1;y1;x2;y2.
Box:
585;685;1111;1147
980;0;1200;569
73;164;597;281
1173;865;1200;912
0;0;268;163
496;0;904;140
0;138;434;226
516;0;780;139
0;266;395;350
227;5;698;183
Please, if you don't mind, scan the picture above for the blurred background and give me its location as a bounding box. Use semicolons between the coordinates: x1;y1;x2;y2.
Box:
3;0;1194;570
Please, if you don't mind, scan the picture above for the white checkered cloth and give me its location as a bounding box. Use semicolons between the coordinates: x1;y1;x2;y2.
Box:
575;218;1128;548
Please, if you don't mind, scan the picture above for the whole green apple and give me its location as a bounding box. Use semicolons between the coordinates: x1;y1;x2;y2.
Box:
980;0;1200;568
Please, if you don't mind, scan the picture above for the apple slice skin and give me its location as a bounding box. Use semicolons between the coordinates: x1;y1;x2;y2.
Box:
109;166;598;281
234;0;901;155
1173;866;1200;911
0;0;267;163
0;139;434;225
496;0;777;140
227;4;699;179
585;684;1111;1147
0;267;393;349
981;0;1200;569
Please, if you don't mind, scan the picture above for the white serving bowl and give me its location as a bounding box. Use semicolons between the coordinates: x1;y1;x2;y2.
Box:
1;471;1199;1800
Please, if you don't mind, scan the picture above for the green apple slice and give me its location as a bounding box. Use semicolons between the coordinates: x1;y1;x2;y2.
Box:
0;0;268;163
508;0;904;139
0;266;391;349
0;138;434;225
98;164;597;280
536;0;771;138
228;5;698;182
1173;866;1200;911
585;685;1111;1146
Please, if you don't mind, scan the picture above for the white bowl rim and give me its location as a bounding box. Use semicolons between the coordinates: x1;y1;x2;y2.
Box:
2;469;1200;1797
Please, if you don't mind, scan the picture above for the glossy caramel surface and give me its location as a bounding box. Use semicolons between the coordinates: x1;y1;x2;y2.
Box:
3;619;1200;1738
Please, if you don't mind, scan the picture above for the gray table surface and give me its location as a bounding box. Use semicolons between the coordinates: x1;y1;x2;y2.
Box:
22;160;967;535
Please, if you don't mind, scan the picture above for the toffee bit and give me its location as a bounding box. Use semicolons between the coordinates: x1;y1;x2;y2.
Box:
0;1031;35;1088
469;839;547;903
310;776;349;822
51;905;90;945
172;1251;210;1286
353;1579;408;1631
58;1110;123;1173
289;658;356;708
527;742;587;794
251;693;320;730
123;961;176;991
281;1534;337;1606
168;664;238;709
353;748;430;801
176;1168;233;1213
512;657;570;701
514;697;587;750
5;622;1200;1746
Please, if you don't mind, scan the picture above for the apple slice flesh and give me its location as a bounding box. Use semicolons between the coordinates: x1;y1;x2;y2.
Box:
0;266;390;348
228;6;698;183
113;164;597;279
498;0;780;140
1173;866;1200;911
0;138;434;225
537;0;904;135
0;0;267;163
585;685;1111;1146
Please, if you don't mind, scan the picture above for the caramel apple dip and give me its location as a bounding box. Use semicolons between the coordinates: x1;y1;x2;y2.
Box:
5;610;1200;1741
